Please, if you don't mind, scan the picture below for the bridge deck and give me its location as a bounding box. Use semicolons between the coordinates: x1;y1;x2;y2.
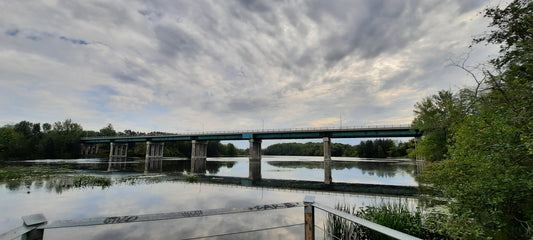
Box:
81;125;420;143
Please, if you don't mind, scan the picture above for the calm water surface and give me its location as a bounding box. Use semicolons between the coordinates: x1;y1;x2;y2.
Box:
0;156;422;239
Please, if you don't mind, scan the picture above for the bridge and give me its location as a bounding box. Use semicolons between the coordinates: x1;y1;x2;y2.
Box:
80;125;421;184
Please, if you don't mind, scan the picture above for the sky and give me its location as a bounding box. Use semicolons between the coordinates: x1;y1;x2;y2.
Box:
0;0;500;137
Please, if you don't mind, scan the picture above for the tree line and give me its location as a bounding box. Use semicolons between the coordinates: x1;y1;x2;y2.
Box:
0;120;246;160
412;1;532;238
263;139;414;158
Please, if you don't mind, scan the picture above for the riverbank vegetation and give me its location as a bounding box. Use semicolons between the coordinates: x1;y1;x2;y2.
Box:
0;165;74;181
0;120;246;160
72;175;111;188
263;139;414;158
325;202;449;239
413;0;532;238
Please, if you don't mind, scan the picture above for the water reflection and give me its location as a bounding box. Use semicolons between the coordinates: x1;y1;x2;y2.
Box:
1;179;418;240
144;158;163;173
108;157;129;171
10;156;419;186
2;177;111;194
1;157;422;239
266;160;415;178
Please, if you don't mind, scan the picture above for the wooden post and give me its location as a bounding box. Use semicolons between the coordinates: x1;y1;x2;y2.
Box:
304;196;315;240
21;214;47;240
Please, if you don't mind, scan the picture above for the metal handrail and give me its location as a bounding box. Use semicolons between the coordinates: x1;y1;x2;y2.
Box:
1;202;303;240
3;196;423;240
303;196;422;240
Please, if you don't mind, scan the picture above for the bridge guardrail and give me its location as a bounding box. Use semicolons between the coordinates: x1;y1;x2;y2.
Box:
81;124;414;140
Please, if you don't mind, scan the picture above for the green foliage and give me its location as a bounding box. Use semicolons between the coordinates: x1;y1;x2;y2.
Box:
0;120;247;160
0;127;21;159
264;140;412;158
263;142;325;156
416;1;533;238
185;175;198;182
72;175;111;188
0;165;73;181
324;202;449;239
0;119;85;160
99;123;116;136
411;90;471;161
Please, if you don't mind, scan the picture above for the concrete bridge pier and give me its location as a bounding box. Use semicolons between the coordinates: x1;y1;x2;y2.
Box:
109;142;128;158
323;137;332;184
81;143;99;155
145;141;164;173
108;142;128;171
191;140;208;174
249;139;262;181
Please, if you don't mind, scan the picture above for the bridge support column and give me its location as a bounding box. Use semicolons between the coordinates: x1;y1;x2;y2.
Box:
81;143;99;155
108;142;128;171
191;140;207;174
109;142;114;159
323;137;332;184
249;139;262;181
145;141;164;173
108;142;128;158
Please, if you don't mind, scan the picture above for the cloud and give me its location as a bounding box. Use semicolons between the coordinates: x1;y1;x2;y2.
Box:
5;29;19;36
0;0;498;133
59;36;88;45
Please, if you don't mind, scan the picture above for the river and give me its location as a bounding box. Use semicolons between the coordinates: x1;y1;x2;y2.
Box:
0;156;422;239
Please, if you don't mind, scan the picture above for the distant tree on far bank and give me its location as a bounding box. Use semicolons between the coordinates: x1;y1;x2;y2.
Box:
263;139;414;158
0;120;247;160
0;119;85;159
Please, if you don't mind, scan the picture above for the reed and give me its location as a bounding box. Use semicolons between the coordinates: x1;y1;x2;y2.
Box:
324;202;449;240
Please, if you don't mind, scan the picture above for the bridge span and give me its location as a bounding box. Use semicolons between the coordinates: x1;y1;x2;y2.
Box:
80;125;420;184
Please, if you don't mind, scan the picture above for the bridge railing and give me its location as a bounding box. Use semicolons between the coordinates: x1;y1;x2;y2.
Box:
82;124;414;140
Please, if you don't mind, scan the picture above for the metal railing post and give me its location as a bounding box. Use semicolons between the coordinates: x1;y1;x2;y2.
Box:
304;196;315;240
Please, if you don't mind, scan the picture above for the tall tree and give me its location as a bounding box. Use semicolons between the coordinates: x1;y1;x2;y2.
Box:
411;90;469;161
419;1;532;238
99;123;117;136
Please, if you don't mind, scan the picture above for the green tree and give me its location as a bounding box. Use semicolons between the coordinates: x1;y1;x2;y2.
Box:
225;143;238;156
49;119;84;158
411;90;469;161
99;123;117;136
42;123;52;133
419;1;532;238
0;127;21;159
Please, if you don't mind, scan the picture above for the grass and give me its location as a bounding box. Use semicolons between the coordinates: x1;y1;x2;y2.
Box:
324;202;450;240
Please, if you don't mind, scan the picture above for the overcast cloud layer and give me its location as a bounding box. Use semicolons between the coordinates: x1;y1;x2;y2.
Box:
0;0;498;133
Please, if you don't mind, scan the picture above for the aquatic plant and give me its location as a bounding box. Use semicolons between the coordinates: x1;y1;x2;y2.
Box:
72;175;111;188
185;175;198;183
324;202;449;239
0;165;72;181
